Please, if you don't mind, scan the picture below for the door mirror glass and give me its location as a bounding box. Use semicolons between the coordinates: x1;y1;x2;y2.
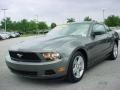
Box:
93;31;105;35
91;31;104;39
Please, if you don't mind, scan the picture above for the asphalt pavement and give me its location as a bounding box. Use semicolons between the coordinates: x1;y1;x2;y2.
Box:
0;36;120;90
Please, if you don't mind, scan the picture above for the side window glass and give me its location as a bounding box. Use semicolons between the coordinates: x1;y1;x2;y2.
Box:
104;25;112;32
93;24;106;35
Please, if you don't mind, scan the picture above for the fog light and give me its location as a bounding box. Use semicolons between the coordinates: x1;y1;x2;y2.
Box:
57;67;65;73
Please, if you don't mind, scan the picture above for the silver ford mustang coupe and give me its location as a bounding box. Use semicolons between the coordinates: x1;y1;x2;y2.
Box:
6;21;119;83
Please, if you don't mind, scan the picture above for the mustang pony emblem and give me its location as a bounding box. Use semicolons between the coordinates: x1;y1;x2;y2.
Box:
17;53;23;58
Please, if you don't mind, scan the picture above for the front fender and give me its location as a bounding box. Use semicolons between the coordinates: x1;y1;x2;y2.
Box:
59;40;88;71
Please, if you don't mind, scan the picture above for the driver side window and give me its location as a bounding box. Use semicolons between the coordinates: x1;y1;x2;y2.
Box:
93;24;106;35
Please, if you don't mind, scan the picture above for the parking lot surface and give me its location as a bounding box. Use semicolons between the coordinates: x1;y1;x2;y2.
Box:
0;36;120;90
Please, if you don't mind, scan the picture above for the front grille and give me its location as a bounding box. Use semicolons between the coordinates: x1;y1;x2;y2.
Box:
9;51;41;62
9;67;37;76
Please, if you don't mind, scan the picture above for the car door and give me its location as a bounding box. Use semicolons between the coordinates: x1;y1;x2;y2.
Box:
88;23;109;64
104;25;114;50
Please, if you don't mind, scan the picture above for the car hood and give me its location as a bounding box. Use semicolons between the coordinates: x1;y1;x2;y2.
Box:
9;35;86;52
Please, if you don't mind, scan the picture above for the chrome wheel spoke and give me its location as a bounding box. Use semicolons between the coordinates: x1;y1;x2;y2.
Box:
76;69;80;77
73;66;77;74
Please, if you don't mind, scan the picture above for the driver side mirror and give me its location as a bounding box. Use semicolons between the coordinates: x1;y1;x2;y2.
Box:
91;31;105;39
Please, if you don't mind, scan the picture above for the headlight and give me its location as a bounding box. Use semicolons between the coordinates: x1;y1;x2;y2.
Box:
42;52;61;61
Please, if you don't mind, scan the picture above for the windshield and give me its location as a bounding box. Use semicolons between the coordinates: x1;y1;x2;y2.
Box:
46;23;90;38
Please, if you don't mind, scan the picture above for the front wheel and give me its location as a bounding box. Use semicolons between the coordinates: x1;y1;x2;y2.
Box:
67;52;86;83
109;43;118;60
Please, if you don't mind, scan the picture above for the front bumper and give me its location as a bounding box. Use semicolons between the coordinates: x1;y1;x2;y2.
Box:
5;55;68;79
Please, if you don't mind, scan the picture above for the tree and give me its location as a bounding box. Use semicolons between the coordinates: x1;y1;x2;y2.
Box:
19;19;29;32
37;22;48;30
0;17;13;31
67;18;75;23
51;23;57;29
105;15;120;27
0;17;49;33
84;16;92;21
28;20;37;31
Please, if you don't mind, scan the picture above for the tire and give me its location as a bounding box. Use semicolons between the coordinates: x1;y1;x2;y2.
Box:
67;51;86;83
109;42;118;60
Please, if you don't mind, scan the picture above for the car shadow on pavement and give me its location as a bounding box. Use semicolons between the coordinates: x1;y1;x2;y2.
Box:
13;75;72;86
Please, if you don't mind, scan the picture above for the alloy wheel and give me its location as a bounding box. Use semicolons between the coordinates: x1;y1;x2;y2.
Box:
72;56;85;78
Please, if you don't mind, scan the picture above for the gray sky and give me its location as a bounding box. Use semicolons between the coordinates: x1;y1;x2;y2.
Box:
0;0;120;24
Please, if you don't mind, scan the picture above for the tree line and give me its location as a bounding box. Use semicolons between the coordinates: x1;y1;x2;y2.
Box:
0;15;120;33
0;17;56;33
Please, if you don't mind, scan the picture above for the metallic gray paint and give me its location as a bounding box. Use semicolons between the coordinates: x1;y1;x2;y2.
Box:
5;22;119;78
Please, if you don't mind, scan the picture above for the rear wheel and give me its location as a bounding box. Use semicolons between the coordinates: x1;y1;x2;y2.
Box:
67;52;86;83
109;43;118;60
